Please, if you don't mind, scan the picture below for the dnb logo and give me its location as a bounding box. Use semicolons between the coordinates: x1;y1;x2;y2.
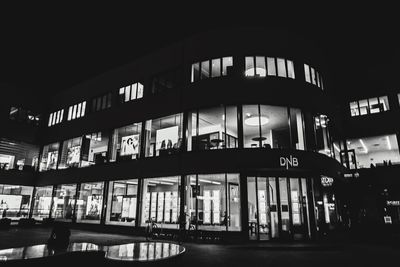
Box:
279;155;299;169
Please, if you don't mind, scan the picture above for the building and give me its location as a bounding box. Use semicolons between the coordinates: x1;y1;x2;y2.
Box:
1;29;351;241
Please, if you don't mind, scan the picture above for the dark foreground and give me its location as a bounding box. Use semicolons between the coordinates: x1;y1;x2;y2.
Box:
0;226;399;267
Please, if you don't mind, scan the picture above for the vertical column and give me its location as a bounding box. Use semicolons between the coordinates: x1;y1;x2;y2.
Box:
237;105;244;149
239;173;249;240
100;181;109;225
72;184;80;223
306;178;318;240
28;186;37;219
179;175;186;231
136;178;143;228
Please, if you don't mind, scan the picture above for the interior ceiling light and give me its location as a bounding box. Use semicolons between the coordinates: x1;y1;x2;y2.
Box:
244;115;269;126
386;136;392;150
359;139;368;154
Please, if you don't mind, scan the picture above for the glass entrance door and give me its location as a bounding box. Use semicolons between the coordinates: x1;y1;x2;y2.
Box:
247;177;279;240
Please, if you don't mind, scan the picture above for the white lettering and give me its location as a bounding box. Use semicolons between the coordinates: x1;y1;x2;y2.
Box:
279;155;299;170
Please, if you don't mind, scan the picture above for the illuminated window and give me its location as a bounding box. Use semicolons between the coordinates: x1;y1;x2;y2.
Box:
67;101;86;121
92;93;112;112
48;109;64;127
119;82;144;103
245;56;294;79
191;56;233;83
349;96;390;117
304;63;323;89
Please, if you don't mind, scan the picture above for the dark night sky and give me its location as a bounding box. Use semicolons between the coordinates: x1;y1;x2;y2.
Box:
1;4;399;105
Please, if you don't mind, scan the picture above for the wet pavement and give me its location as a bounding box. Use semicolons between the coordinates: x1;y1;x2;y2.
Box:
0;226;399;266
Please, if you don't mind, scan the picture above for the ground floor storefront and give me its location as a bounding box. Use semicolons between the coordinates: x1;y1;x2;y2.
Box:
0;171;343;241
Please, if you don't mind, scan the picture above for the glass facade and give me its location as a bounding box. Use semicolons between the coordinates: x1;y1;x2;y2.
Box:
349;96;390;117
76;182;104;223
304;64;323;89
188;106;238;151
243;105;290;149
141;176;180;229
346;134;400;168
106;179;138;225
109;123;142;162
58;137;82;169
80;132;110;167
0;184;33;220
145;114;183;157
51;184;77;221
245;56;294;79
31;186;53;220
191;57;233;83
39;143;59;171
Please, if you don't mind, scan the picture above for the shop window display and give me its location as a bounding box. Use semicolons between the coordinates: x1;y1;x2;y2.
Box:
106;179;138;226
184;174;241;232
109;123;142;162
141;177;180;229
0;184;33;219
58;137;82;169
144;114;183;157
187;106;238;151
51;184;77;221
76;182;104;223
39;143;59;171
31;186;53;220
80;132;109;167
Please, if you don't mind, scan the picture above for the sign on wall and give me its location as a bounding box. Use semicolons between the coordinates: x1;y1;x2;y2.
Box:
279;155;299;170
321;176;334;187
156;126;179;151
120;134;140;156
386;200;400;206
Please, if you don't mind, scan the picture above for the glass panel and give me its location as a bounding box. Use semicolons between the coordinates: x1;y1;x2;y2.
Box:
141;176;180;229
131;83;138;100
211;58;221;78
106;179;138;226
368;97;380;113
227;174;241;231
358;99;369;115
107;93;112;108
301;178;311;238
316;71;321;87
222;57;233;76
247;177;258;240
226;106;238;148
184;175;196;230
242;105;260;148
145;114;183;157
290;178;303;239
349;101;359;116
72;105;77;120
67;106;72;121
80;132;109;167
0;185;33;220
315;115;332;156
109;123;142;162
290;108;305;150
267;57;276;76
76;182;104;223
48;113;53;127
268;178;279;238
279;178;290;235
287;60;295;79
124;85;131;102
58;137;82;169
39;142;59;171
76;103;82;118
137;83;144;99
31;186;53;220
195;106;225;150
310;67;316;85
200;61;210;80
255;56;266;77
191;63;200;83
277;58;287;77
379;96;389;111
197;174;227;231
257;177;270;240
51;184;77;221
245;57;255;77
304;64;311;83
346;134;400;168
260;105;290;149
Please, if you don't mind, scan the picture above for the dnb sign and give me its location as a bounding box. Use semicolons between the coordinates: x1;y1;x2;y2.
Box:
279;155;299;169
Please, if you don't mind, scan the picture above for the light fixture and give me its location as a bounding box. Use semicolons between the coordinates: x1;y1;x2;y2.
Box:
386;136;392;150
359;139;368;154
244;115;269;126
333;144;340;153
199;179;221;185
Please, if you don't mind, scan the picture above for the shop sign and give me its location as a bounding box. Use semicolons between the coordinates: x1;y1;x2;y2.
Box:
386;200;400;206
384;216;392;224
321;176;334;187
279;155;299;170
